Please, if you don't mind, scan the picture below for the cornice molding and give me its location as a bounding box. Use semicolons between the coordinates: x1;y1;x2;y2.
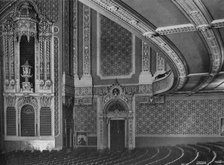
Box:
79;0;187;91
172;0;224;92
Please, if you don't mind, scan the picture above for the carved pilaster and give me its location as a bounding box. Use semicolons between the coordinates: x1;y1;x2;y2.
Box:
155;53;165;74
79;4;92;87
139;42;154;85
73;0;78;78
2;19;16;93
37;18;53;92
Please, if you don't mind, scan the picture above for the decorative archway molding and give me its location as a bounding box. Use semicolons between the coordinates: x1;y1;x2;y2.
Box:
17;96;38;136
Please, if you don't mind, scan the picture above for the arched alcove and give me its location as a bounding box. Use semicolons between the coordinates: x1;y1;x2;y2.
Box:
21;104;35;136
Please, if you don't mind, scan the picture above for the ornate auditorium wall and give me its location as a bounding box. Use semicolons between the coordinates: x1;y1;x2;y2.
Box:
135;94;224;146
73;97;97;141
74;98;97;146
74;103;97;134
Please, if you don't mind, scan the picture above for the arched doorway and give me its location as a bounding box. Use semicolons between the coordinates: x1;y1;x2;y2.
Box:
21;105;35;136
106;101;128;151
97;85;135;150
110;119;125;151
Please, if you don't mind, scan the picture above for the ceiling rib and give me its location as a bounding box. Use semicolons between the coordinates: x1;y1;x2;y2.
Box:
79;0;188;91
172;0;224;92
187;73;209;77
156;19;224;35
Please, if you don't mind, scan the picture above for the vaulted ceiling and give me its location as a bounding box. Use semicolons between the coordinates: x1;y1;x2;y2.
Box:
80;0;224;94
1;0;224;95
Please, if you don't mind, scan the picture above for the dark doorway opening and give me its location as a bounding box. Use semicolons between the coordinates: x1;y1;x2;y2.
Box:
110;120;125;151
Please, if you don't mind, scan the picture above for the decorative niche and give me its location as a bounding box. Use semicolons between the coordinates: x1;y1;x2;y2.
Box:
2;1;54;94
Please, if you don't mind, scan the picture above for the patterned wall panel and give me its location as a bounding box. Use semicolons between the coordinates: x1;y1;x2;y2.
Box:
74;101;97;134
6;107;16;136
100;15;133;77
33;0;59;23
40;107;51;136
136;96;224;135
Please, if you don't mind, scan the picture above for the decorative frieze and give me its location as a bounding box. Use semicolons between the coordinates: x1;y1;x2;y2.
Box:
75;97;92;106
94;86;109;96
75;87;92;96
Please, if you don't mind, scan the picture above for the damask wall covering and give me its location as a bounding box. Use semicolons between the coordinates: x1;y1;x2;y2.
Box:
100;15;133;78
74;100;97;135
136;95;224;136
